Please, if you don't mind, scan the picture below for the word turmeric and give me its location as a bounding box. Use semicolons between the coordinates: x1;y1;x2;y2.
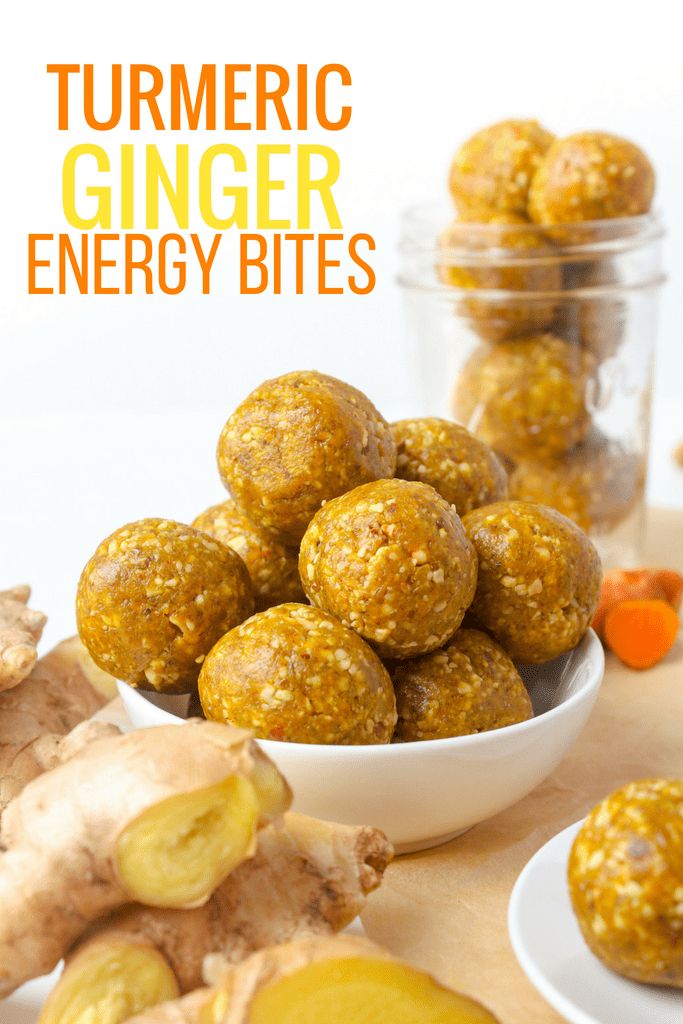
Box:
603;599;679;670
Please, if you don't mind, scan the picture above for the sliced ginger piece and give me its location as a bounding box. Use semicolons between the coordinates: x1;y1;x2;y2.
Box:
42;813;392;1024
247;957;498;1024
116;774;260;908
0;585;47;691
0;721;289;998
128;936;500;1024
38;936;179;1024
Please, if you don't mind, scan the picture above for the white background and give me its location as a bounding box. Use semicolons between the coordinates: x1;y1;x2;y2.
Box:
1;0;682;645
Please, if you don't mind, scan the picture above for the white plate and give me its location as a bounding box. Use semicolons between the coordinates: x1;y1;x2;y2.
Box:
2;920;367;1022
508;820;683;1024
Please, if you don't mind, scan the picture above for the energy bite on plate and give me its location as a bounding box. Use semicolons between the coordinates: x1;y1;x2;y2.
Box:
216;371;397;545
463;501;601;663
193;500;304;611
198;603;397;745
391;628;533;741
299;479;478;660
569;779;683;988
76;519;254;693
392;418;508;515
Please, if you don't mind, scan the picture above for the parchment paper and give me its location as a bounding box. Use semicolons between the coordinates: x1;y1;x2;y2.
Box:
361;507;683;1023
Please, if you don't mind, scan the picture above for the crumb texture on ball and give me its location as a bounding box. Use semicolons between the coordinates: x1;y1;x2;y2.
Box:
569;779;683;988
439;211;562;342
391;628;533;741
76;518;254;693
392;418;508;514
453;333;595;463
198;603;397;744
449;119;555;216
216;371;397;544
193;500;304;611
528;131;655;226
463;501;601;663
509;436;643;534
299;479;478;659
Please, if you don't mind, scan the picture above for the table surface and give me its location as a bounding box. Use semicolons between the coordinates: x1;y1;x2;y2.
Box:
360;506;683;1023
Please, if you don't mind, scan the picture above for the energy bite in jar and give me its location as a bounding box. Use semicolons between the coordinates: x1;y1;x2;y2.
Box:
452;333;595;463
439;212;562;342
509;437;644;534
569;779;683;988
299;479;478;660
462;501;601;663
216;371;397;545
198;603;397;745
528;132;655;228
76;518;254;693
193;500;304;611
391;628;533;741
392;417;508;515
449;119;555;217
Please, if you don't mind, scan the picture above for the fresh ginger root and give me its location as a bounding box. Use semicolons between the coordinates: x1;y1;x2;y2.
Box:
0;585;47;690
0;720;290;997
39;813;392;1024
128;935;501;1024
0;636;117;814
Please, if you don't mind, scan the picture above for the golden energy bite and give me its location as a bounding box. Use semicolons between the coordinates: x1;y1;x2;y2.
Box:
391;628;533;741
439;212;562;342
198;603;397;744
193;500;304;611
299;479;478;659
392;417;508;514
452;333;595;463
529;132;655;226
77;519;254;693
463;501;601;663
569;779;683;988
217;371;397;545
449;119;555;216
509;437;644;534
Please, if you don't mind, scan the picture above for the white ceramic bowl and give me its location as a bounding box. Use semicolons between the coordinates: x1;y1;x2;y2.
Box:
117;629;604;853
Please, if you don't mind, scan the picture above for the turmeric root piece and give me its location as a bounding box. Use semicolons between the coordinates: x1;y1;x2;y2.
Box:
603;598;680;669
0;637;116;814
592;568;683;638
0;720;290;997
129;936;500;1024
0;585;47;691
40;813;392;1024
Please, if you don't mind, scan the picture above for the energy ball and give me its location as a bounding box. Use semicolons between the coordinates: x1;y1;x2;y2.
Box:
299;479;478;659
193;500;304;611
463;501;601;663
528;132;655;227
452;333;595;463
391;628;533;741
569;779;683;988
439;212;563;342
217;371;397;545
392;417;508;514
449;119;555;216
509;437;644;534
198;603;397;745
76;518;254;694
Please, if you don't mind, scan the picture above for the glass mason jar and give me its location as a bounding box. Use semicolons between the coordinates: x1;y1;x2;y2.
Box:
398;203;665;567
